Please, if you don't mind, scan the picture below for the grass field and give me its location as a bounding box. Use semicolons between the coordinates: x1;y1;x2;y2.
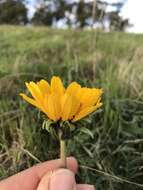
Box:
0;25;143;190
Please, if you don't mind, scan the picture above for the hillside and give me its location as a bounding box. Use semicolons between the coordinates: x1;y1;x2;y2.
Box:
0;26;143;190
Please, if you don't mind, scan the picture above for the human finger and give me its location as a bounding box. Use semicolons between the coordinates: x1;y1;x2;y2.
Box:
37;169;76;190
0;157;78;190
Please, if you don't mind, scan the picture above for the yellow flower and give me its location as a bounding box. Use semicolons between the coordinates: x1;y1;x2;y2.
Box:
20;76;103;122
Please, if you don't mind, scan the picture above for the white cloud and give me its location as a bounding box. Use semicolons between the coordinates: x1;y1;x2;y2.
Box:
121;0;143;33
101;0;143;33
27;0;36;18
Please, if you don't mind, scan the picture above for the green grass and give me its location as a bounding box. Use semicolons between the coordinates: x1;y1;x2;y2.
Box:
0;25;143;190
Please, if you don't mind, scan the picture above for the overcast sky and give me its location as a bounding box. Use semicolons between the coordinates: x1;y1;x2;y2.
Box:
27;0;143;33
121;0;143;33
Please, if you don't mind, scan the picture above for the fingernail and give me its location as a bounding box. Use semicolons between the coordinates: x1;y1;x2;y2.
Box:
84;185;95;190
50;169;76;190
77;184;95;190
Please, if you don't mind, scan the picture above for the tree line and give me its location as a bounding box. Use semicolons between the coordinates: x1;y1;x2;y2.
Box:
0;0;130;31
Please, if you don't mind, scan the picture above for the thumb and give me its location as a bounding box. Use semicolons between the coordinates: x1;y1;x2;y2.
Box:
37;169;76;190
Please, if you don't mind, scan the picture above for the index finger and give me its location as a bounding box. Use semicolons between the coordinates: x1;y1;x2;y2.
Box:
0;157;78;190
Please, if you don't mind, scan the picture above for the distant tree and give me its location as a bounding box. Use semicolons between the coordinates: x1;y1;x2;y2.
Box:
32;0;130;31
104;0;130;31
0;0;28;25
32;0;73;26
76;0;106;28
32;0;105;28
31;6;53;26
108;11;129;31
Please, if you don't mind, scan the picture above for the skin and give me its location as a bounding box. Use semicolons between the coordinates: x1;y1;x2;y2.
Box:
0;157;95;190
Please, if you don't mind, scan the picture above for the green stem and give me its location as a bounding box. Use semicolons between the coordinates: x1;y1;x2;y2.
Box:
60;139;67;168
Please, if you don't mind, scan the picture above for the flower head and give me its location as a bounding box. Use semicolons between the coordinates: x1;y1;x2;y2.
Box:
20;76;103;122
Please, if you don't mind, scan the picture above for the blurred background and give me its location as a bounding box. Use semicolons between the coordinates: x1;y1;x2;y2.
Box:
0;0;143;190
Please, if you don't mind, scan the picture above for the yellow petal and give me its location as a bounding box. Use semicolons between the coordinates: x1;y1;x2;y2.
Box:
76;87;88;101
19;93;41;109
52;93;61;120
44;94;56;121
25;82;43;105
61;93;72;121
69;97;80;119
66;82;81;96
80;88;103;109
92;88;103;104
44;93;61;121
65;82;81;119
72;103;103;122
51;76;65;95
37;79;50;96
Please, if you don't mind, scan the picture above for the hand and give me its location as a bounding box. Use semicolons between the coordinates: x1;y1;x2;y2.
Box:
0;157;95;190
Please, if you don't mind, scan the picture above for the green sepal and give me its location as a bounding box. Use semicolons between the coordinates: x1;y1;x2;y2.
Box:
42;119;59;139
42;116;94;141
42;119;54;131
59;121;76;140
42;119;77;140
